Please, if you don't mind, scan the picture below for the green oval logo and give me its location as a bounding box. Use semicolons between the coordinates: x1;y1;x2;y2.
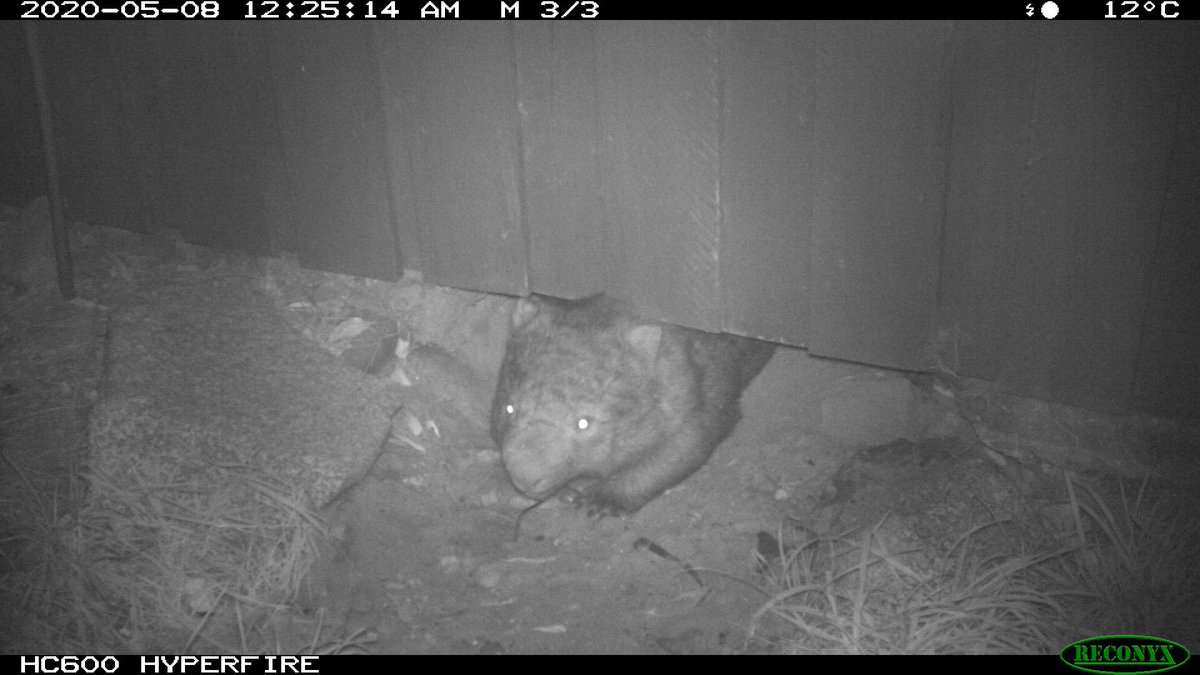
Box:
1061;635;1191;675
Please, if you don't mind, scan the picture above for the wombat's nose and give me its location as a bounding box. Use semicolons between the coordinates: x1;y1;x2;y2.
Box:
520;475;556;497
504;459;551;497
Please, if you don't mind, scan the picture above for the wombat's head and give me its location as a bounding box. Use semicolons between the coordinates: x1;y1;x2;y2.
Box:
491;296;665;501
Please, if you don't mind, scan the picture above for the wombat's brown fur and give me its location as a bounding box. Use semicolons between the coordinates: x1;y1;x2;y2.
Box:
490;294;774;515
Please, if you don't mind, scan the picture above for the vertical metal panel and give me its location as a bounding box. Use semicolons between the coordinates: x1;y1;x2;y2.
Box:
512;23;606;299
41;25;156;233
376;23;524;293
1132;30;1200;420
941;22;1038;384
595;22;723;330
809;22;950;370
945;24;1179;413
1017;24;1174;411
0;22;44;206
372;25;422;273
143;24;273;254
39;25;277;255
720;22;815;343
269;24;398;278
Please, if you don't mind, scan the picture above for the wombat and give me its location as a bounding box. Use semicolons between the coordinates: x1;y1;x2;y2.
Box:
490;294;775;515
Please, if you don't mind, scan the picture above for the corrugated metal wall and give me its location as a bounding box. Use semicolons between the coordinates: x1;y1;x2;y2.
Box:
807;22;949;372
941;23;1195;416
266;24;399;280
0;22;44;206
4;22;1198;419
35;24;278;255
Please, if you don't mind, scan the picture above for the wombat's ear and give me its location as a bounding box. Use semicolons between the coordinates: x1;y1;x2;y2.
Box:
512;297;542;329
624;324;662;362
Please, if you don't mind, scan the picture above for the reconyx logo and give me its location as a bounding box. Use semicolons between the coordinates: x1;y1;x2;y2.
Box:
1061;635;1190;675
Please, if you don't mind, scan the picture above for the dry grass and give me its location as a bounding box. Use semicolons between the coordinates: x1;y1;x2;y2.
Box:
0;453;358;653
749;522;1079;653
1053;476;1199;642
750;473;1198;654
1;244;377;653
